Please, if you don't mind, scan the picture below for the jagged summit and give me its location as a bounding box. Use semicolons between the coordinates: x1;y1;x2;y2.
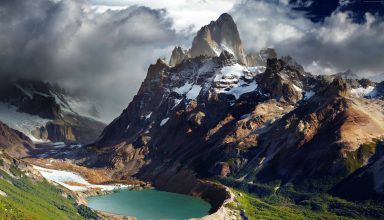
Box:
167;14;277;68
189;13;247;65
169;46;189;67
335;69;359;80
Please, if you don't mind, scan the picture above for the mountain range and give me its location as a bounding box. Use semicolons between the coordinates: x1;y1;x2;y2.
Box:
72;13;384;207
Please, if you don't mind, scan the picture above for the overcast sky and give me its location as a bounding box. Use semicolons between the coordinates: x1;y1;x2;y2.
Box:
0;0;383;122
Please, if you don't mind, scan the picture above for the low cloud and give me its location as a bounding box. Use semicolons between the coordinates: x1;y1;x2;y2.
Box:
231;0;384;76
0;0;180;121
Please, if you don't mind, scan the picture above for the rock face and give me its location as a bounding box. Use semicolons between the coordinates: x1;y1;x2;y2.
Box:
169;46;189;67
0;77;105;144
189;13;247;65
0;121;34;158
83;13;384;203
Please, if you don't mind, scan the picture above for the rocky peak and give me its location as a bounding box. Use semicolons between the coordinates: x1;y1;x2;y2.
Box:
147;59;169;80
336;69;359;80
323;77;350;97
189;13;247;65
258;58;307;103
169;46;189;67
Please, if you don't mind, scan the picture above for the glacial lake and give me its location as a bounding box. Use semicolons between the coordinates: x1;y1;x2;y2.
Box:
87;189;212;220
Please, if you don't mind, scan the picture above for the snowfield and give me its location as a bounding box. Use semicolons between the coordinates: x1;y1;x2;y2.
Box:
214;64;259;99
160;117;170;126
33;166;131;192
0;102;50;142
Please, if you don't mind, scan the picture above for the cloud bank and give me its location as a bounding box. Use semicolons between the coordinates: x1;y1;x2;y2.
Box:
231;0;384;76
0;0;180;121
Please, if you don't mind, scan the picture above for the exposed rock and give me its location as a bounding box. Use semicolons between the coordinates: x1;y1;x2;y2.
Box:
257;58;307;103
322;77;350;97
169;46;189;67
0;121;34;157
189;13;247;65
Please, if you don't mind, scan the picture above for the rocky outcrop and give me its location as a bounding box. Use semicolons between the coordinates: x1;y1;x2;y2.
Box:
257;58;308;103
0;121;34;157
189;13;247;65
169;46;189;67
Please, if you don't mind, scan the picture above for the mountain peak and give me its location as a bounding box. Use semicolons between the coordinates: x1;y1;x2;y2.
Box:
189;13;247;65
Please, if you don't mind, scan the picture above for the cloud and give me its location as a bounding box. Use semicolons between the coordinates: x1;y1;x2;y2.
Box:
89;0;239;32
231;0;384;76
0;0;180;122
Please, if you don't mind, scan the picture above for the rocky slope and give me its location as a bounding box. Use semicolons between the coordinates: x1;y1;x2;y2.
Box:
81;13;384;206
0;77;105;144
0;121;34;157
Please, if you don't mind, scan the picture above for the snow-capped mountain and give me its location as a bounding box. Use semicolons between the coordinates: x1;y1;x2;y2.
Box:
0;78;105;144
79;13;384;202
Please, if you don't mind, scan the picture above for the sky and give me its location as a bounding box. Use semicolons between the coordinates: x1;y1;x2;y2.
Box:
0;0;384;122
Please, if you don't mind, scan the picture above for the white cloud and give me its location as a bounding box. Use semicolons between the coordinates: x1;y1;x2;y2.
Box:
0;0;178;122
89;0;239;32
231;0;384;76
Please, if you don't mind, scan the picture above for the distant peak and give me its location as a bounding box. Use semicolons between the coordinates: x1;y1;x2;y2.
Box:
188;13;247;65
217;13;235;23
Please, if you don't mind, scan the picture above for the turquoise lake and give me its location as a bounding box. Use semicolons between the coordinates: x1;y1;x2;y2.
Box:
87;189;212;220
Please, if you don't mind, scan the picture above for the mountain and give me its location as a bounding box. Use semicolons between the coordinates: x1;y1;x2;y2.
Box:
334;69;359;80
70;13;384;215
189;13;247;65
0;120;34;158
0;78;105;144
167;13;248;67
77;15;384;205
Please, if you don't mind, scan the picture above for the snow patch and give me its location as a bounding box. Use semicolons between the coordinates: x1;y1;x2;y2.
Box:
160;117;170;126
292;84;302;92
174;82;193;95
186;85;202;100
172;99;182;109
303;90;315;100
351;86;375;97
51;142;66;148
214;64;258;99
33;166;131;192
248;66;266;74
145;112;152;120
0;102;50;142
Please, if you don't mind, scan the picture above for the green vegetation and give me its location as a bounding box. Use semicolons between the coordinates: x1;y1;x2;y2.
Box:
217;178;384;219
344;142;377;174
0;164;98;220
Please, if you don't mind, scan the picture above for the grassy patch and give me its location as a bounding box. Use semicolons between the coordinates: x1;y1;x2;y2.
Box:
217;177;384;220
0;165;97;219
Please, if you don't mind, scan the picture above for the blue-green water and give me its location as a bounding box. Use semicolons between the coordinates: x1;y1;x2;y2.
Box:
87;189;211;220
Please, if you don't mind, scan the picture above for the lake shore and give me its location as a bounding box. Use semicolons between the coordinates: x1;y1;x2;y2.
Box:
26;157;233;219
